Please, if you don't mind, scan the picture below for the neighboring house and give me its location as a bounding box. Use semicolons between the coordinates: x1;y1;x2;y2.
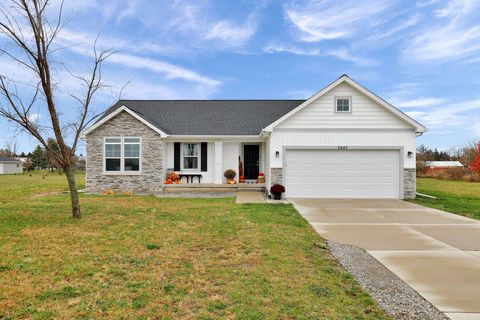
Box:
424;161;464;173
0;156;22;174
15;157;28;166
82;75;426;199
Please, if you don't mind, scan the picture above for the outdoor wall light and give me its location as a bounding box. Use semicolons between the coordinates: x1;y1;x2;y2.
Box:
407;151;413;158
275;151;280;158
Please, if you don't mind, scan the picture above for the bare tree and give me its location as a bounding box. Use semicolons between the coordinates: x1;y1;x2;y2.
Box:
0;0;112;218
5;139;18;156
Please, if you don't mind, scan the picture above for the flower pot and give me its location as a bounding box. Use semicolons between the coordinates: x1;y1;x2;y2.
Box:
273;193;282;200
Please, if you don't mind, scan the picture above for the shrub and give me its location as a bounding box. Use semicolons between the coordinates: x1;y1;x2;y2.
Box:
270;184;285;194
224;169;236;180
444;167;465;180
416;161;427;176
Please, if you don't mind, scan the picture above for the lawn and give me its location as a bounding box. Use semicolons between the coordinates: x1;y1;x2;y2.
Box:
413;178;480;221
0;172;389;320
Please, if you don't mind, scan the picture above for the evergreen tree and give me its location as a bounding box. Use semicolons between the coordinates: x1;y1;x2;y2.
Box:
31;145;47;170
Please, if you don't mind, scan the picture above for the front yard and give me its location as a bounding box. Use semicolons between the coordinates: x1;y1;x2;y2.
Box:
0;172;388;319
413;178;480;221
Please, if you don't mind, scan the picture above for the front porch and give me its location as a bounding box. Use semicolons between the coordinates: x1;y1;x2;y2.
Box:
164;138;268;186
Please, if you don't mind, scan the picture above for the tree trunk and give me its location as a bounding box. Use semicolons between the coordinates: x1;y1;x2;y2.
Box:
64;165;81;219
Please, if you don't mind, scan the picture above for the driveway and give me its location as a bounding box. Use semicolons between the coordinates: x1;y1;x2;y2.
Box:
290;199;480;320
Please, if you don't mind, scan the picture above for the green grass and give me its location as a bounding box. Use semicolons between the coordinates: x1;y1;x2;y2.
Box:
0;171;390;319
412;178;480;220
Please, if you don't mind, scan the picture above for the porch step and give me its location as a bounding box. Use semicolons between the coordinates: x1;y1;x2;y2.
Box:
163;183;265;193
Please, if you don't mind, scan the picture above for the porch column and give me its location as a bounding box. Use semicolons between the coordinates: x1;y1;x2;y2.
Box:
214;141;223;184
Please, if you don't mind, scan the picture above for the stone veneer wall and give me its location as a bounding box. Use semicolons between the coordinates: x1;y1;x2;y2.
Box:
270;168;283;186
85;111;164;194
403;168;416;199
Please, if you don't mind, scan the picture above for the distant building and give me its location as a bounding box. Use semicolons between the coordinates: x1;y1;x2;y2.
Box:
424;161;464;173
0;156;23;174
76;155;86;171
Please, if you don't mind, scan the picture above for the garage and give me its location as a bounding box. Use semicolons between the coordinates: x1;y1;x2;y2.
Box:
285;149;401;198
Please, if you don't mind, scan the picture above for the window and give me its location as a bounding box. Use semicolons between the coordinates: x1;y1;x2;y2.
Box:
336;97;351;112
104;137;140;173
124;138;140;171
182;143;199;170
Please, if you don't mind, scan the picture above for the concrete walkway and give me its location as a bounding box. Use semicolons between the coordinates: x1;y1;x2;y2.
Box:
290;199;480;320
235;191;265;204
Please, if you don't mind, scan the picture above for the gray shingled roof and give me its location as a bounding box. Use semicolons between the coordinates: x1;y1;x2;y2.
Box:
0;156;21;162
102;100;305;135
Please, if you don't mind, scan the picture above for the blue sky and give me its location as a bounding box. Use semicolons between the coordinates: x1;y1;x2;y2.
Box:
1;0;480;154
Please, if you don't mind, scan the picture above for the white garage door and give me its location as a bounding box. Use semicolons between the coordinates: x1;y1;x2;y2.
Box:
285;149;400;198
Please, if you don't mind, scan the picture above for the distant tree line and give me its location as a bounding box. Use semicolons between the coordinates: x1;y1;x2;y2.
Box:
417;140;479;167
0;138;85;172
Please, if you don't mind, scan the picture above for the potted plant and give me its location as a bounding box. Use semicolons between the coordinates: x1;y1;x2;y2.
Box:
224;169;237;184
257;172;265;184
270;184;285;200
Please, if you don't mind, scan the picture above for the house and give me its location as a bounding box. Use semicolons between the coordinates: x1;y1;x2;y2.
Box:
82;75;426;199
0;156;23;174
424;161;463;173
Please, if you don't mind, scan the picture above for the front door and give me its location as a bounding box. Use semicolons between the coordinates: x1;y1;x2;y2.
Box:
244;145;259;180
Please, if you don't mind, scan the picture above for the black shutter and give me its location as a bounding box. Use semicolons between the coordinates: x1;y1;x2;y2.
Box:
201;142;208;172
174;142;180;171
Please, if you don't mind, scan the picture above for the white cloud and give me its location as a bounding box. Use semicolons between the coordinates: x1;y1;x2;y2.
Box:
389;97;447;108
127;0;258;50
27;113;41;123
263;43;376;66
54;30;221;88
205;15;257;47
107;53;220;87
434;0;476;17
367;14;422;41
405;99;480;133
284;0;394;41
403;0;480;63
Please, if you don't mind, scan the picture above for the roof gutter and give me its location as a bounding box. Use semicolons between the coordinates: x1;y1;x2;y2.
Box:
165;135;264;140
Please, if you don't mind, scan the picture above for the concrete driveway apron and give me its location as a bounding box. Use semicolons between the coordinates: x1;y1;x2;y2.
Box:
290;199;480;320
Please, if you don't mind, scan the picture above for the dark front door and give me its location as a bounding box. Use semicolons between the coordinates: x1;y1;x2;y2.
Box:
244;145;259;180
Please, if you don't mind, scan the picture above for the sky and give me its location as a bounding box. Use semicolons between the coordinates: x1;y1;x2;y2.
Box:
0;0;480;155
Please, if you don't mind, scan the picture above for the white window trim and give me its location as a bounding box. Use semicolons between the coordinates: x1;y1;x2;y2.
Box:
103;137;142;175
180;143;201;171
335;96;352;113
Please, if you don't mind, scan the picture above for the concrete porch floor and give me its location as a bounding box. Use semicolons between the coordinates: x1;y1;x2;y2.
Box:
290;198;480;319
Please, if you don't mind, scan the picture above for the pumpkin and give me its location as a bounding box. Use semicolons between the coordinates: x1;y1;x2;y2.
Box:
167;178;173;184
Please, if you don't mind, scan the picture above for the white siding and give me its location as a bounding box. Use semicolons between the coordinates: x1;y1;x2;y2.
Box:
277;83;413;130
269;129;416;169
0;162;22;174
265;137;271;187
165;142;215;183
222;142;241;183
